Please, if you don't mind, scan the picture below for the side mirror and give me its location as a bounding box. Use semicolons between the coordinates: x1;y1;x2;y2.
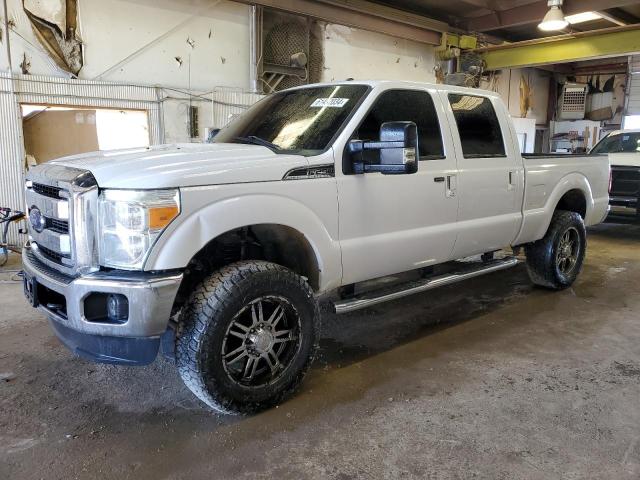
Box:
206;128;221;143
349;121;419;174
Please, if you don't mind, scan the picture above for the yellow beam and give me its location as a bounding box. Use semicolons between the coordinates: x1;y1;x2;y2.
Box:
477;25;640;70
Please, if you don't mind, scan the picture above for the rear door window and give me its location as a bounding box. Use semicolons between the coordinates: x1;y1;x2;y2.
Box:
448;94;506;158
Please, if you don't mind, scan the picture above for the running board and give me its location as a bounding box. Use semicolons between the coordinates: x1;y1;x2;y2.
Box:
333;257;519;314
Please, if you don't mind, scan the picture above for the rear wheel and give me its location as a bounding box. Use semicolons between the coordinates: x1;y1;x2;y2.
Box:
176;260;319;414
525;210;586;289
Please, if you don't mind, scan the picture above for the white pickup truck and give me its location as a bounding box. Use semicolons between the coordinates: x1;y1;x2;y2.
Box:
590;129;640;222
22;80;609;413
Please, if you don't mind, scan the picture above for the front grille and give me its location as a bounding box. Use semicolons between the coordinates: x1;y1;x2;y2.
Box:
25;248;74;284
611;167;640;197
26;165;99;275
32;182;63;199
37;245;70;265
47;218;69;234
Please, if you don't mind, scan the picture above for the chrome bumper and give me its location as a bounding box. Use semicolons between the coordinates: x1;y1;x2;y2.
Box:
607;195;639;221
22;246;183;338
610;205;637;216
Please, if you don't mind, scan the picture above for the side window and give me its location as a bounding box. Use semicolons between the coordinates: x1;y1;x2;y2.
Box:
448;94;506;158
356;89;445;160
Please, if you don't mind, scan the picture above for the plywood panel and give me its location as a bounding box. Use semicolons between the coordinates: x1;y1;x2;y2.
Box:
22;110;99;163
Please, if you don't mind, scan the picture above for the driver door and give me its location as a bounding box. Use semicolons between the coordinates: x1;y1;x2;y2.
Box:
336;88;459;285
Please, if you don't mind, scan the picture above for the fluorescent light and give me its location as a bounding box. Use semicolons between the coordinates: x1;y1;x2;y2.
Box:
538;5;569;31
565;11;602;24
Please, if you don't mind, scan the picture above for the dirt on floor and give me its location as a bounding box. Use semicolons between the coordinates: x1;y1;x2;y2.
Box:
1;223;640;479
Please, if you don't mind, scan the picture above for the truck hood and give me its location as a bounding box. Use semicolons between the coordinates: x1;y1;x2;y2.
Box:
609;152;640;168
49;143;309;188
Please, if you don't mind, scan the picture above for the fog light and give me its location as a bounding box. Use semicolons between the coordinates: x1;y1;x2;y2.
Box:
107;294;129;322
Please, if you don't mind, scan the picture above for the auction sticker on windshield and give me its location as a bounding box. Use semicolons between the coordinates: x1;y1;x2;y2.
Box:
310;98;349;108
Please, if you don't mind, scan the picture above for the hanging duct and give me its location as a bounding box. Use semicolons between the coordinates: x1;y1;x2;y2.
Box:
23;0;83;75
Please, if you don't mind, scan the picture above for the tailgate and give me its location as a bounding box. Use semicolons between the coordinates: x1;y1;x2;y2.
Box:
610;165;640;197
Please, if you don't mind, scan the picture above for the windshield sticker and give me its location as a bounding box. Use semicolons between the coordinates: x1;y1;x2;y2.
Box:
310;98;349;108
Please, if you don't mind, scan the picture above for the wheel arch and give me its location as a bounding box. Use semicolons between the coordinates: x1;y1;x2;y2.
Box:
144;194;342;293
515;173;595;245
555;188;587;219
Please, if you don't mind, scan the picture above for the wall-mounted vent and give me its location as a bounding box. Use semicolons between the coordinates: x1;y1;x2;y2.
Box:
558;83;588;120
260;10;323;93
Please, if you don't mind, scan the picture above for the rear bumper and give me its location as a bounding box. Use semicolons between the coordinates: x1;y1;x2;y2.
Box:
22;246;183;365
607;195;640;223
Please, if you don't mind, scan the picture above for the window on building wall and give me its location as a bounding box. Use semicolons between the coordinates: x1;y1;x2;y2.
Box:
21;105;150;165
624;115;640;130
448;94;506;158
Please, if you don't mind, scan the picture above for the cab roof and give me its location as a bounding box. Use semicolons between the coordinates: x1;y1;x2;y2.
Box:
284;79;501;99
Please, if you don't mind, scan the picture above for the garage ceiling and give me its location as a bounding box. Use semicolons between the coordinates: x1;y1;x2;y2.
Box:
370;0;640;41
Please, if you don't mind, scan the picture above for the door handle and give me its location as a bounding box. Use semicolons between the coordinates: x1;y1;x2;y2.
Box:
508;170;516;190
434;176;445;183
446;174;457;198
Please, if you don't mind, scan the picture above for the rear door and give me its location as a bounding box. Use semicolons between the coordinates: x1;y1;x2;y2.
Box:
440;92;523;258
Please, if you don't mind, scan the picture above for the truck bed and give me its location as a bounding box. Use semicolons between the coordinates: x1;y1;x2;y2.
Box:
521;153;591;158
514;153;610;245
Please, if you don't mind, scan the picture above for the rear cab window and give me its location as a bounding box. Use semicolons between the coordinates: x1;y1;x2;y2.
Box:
448;94;506;158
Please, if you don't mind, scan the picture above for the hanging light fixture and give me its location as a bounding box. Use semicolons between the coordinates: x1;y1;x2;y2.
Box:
538;0;569;31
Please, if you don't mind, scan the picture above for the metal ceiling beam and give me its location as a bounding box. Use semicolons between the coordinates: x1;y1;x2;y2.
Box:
464;0;640;32
599;7;640;25
458;0;494;9
232;0;446;44
477;24;640;70
572;63;629;75
597;11;627;27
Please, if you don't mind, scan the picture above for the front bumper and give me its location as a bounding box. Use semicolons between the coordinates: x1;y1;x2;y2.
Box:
22;246;183;365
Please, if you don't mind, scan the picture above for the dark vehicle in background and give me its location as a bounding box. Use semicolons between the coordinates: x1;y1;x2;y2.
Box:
591;130;640;223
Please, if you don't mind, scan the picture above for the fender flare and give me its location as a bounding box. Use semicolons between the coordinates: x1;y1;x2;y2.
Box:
515;172;594;245
144;193;342;292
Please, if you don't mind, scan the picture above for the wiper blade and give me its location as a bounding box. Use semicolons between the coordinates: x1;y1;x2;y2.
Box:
234;135;280;151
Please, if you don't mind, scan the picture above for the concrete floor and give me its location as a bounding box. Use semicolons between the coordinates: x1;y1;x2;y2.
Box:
1;223;640;479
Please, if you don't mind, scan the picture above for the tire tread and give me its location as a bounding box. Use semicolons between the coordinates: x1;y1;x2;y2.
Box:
176;260;319;414
524;210;586;290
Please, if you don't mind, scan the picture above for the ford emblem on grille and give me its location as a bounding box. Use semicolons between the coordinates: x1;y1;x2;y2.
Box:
29;207;46;233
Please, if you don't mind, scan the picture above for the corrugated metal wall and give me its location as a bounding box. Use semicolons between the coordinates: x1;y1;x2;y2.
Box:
212;86;264;129
628;55;640;116
0;75;263;247
0;75;27;246
0;73;164;245
12;74;164;144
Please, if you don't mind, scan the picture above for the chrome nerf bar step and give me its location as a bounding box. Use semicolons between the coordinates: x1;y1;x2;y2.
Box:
333;256;519;314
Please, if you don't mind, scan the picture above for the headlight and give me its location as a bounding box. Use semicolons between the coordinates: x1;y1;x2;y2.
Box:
98;189;180;269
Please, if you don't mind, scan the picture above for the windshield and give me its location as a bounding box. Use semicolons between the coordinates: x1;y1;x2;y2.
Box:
213;84;369;155
591;132;640;154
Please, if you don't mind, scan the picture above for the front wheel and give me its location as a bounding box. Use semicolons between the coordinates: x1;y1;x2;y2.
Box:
525;210;587;289
176;261;320;414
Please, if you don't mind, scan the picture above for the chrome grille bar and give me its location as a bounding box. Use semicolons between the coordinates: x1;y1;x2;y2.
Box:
25;188;69;220
30;227;70;254
32;182;65;199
